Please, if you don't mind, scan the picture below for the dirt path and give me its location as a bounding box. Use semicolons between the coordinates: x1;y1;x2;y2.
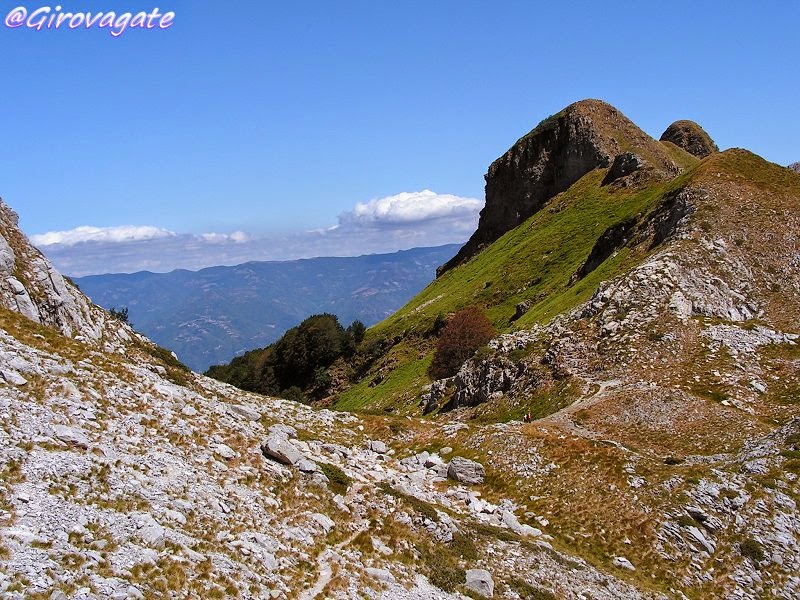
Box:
538;378;623;440
299;526;368;600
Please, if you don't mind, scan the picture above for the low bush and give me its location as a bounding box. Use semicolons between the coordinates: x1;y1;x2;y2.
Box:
740;538;765;563
319;463;351;496
420;547;465;593
508;579;557;600
429;306;495;379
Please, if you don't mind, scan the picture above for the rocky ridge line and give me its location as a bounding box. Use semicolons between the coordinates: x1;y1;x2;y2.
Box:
439;99;681;275
0;198;129;345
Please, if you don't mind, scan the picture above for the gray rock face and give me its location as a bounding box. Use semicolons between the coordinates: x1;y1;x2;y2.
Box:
512;300;532;321
365;567;395;584
421;377;453;414
501;510;542;537
613;556;636;571
311;513;335;534
447;457;485;485
268;423;297;439
601;152;646;185
296;458;320;473
261;434;304;466
227;403;262;421
137;524;166;550
451;357;524;409
52;425;90;450
789;162;800;174
0;197;129;344
423;355;525;413
213;443;236;460
261;423;323;474
1;368;27;386
659;120;719;158
439;99;678;275
369;440;388;454
465;568;494;597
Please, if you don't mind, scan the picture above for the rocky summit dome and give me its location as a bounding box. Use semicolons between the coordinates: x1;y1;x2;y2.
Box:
659;119;719;158
439;99;679;275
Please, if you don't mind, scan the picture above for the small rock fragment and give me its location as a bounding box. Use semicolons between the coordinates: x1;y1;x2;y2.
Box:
227;403;261;421
213;443;236;460
613;556;636;571
369;440;388;454
261;435;303;466
52;424;90;450
312;513;335;534
365;567;395;584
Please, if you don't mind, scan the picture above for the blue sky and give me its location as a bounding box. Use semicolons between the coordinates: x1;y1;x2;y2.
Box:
1;0;798;274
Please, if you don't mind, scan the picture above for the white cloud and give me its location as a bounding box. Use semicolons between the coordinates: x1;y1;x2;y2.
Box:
31;190;483;276
338;190;482;228
31;225;175;246
199;231;250;244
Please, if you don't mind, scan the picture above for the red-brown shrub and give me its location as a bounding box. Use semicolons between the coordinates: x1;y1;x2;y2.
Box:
428;306;495;379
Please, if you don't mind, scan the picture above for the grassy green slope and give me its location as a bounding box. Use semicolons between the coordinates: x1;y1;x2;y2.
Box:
336;157;700;413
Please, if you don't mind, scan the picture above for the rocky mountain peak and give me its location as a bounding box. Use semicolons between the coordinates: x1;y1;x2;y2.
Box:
659;119;719;158
0;197;128;343
789;161;800;173
439;99;679;275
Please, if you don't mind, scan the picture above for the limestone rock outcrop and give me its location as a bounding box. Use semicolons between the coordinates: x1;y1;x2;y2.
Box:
439;99;679;274
0;198;128;343
0;192;640;597
659;119;719;158
447;456;485;485
465;569;494;598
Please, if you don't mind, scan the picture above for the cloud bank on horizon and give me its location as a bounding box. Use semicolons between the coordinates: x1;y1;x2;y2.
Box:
31;190;482;276
31;224;176;246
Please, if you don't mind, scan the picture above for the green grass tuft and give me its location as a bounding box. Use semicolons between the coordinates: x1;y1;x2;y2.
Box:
739;538;765;564
319;462;351;496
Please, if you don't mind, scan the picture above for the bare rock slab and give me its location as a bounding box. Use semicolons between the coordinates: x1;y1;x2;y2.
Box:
52;424;90;450
465;568;494;598
261;435;303;466
447;456;485;485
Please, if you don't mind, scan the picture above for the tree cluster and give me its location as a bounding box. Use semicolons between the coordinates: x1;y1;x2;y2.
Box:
206;314;365;402
109;306;130;325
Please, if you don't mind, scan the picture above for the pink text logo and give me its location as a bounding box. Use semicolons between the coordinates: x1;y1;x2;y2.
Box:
5;5;175;37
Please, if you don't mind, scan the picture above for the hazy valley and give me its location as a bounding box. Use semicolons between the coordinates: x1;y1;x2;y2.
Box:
74;245;460;372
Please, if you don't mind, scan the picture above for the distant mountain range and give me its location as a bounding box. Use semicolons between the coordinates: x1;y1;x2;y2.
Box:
74;245;460;371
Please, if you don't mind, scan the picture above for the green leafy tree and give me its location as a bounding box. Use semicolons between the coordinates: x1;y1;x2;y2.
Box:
208;313;356;401
347;320;366;345
342;320;367;357
313;367;332;389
